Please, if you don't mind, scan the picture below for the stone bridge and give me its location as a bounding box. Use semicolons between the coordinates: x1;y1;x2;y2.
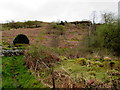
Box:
2;28;43;45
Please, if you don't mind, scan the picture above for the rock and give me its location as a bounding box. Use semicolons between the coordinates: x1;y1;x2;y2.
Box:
2;49;24;56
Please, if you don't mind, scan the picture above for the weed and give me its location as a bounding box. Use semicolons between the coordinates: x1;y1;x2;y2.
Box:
2;56;45;88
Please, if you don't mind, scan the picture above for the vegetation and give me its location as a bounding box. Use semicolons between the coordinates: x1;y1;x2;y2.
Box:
2;20;42;30
47;23;65;35
2;56;45;88
24;44;120;88
83;12;120;58
94;24;120;55
23;44;120;88
2;11;120;88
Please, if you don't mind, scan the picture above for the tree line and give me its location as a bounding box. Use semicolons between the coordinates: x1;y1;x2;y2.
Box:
2;20;42;29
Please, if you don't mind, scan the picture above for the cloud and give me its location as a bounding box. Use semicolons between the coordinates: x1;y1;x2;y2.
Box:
0;0;119;23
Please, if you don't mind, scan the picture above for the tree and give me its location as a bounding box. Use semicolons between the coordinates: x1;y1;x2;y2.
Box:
104;25;120;56
101;12;116;24
91;11;97;25
91;12;120;56
86;11;97;47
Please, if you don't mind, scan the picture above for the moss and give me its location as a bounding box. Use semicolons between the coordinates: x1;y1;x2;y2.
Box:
2;41;10;46
76;58;87;66
109;61;120;70
109;61;115;68
60;56;68;61
93;61;104;67
91;58;102;61
107;69;120;76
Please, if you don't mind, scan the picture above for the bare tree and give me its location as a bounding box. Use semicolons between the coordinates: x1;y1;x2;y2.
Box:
86;11;97;47
92;11;97;24
101;12;115;24
51;67;55;89
91;11;97;33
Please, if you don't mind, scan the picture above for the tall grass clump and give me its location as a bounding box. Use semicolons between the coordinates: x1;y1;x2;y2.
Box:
25;45;60;71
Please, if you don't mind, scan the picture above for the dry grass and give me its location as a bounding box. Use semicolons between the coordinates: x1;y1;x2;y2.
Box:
2;23;88;48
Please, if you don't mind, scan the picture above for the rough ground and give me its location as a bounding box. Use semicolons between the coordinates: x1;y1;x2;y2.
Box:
2;23;88;48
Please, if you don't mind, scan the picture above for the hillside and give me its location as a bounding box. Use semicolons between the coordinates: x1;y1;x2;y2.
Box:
2;21;89;48
2;21;120;89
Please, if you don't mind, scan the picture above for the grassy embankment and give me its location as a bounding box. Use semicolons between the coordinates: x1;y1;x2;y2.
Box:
24;45;120;88
2;56;45;88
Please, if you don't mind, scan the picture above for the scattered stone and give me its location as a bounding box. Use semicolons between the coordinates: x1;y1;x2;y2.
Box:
2;49;24;56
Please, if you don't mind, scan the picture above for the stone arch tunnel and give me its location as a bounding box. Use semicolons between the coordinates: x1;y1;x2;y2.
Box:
2;28;41;45
13;34;29;45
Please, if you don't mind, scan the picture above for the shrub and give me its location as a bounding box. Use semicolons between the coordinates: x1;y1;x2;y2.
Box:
57;25;65;35
3;21;25;29
2;20;42;29
83;15;120;57
24;21;41;28
89;23;120;56
49;23;65;35
25;45;60;70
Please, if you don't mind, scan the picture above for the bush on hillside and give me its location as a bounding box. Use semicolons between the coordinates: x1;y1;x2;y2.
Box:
48;23;66;35
87;23;120;57
25;45;60;70
2;20;42;30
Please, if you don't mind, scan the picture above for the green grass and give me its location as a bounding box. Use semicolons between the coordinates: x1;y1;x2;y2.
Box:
2;44;27;50
54;57;120;83
2;56;45;88
3;54;119;88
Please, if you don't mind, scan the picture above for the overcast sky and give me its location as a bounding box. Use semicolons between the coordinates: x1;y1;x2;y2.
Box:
0;0;119;23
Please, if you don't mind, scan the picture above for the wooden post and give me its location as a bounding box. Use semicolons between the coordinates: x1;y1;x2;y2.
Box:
51;67;55;89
